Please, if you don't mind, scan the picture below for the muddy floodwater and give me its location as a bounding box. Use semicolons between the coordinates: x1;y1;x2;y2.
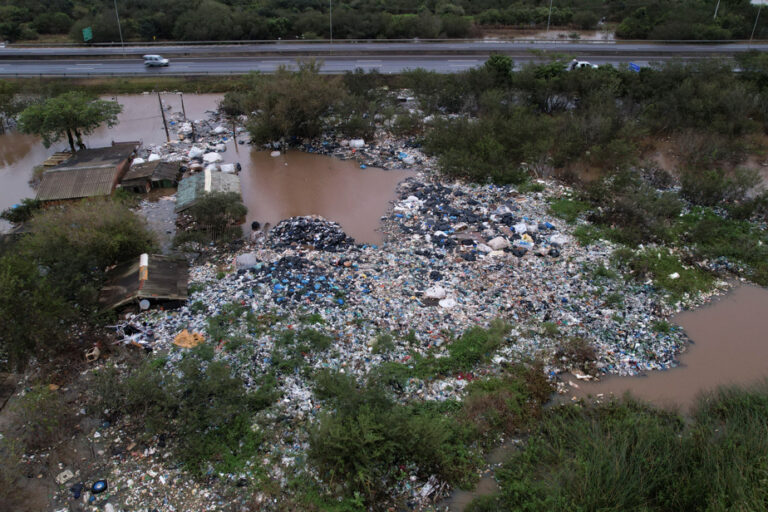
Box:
0;94;412;242
0;93;222;232
570;284;768;411
240;151;413;245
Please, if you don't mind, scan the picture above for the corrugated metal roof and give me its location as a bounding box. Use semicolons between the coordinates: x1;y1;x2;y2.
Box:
37;166;120;201
53;142;137;171
175;170;241;212
98;254;189;310
122;161;179;184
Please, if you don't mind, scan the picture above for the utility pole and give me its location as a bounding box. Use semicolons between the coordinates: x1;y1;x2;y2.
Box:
751;0;767;45
546;0;554;33
113;0;124;54
329;0;333;54
179;92;187;122
751;5;763;45
713;0;721;20
157;92;170;143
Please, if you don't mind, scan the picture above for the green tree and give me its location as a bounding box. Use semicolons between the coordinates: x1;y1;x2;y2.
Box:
18;91;122;153
240;61;345;144
186;191;247;232
483;54;513;87
173;0;240;41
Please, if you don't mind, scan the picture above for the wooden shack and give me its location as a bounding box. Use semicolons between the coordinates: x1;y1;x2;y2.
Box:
121;161;181;193
98;254;189;311
36;142;138;203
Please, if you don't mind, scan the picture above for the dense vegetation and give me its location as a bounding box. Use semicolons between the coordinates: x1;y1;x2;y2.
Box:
0;0;765;43
0;200;155;368
469;382;768;511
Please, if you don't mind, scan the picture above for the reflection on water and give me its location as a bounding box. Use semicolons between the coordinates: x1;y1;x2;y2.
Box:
0;94;222;232
240;151;413;245
1;94;411;242
569;285;768;411
0;132;39;168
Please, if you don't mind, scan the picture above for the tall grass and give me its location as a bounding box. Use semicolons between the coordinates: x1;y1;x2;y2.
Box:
472;381;768;511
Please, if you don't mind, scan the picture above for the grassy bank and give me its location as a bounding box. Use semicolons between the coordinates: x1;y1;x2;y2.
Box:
469;382;768;512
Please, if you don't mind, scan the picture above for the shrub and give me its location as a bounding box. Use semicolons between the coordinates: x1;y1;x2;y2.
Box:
554;337;598;374
372;333;395;354
95;349;276;477
461;364;553;443
12;386;74;451
0;436;23;507
425;110;552;184
297;328;333;352
681;211;768;285
613;248;714;300
309;373;479;504
549;199;591;224
586;172;683;245
478;382;768;511
680;168;761;207
572;10;599;30
444;319;511;373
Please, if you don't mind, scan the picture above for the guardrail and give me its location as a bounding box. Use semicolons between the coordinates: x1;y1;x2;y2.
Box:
4;37;768;48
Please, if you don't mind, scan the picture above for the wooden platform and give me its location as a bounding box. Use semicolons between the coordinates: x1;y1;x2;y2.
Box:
42;151;72;167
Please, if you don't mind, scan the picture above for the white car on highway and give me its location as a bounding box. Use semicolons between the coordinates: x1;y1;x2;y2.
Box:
567;59;598;71
143;54;169;67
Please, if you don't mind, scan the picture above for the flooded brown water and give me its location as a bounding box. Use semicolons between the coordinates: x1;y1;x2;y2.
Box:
1;94;411;243
569;284;768;411
0;93;222;232
240;151;413;245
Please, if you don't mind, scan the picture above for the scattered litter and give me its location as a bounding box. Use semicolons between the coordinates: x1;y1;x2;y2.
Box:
55;470;74;485
172;329;205;348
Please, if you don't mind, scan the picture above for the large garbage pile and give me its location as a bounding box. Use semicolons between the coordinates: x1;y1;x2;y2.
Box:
296;136;424;170
119;176;691;382
269;216;355;252
52;97;725;512
87;173;703;510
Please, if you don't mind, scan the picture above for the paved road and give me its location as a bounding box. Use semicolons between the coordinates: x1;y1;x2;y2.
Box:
2;40;768;58
0;53;724;77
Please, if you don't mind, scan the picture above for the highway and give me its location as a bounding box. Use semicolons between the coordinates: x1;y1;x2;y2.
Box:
0;40;764;76
0;55;663;76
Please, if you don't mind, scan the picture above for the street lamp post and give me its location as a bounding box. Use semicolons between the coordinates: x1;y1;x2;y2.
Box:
751;0;768;45
329;0;333;53
750;5;763;43
546;0;554;33
113;0;124;53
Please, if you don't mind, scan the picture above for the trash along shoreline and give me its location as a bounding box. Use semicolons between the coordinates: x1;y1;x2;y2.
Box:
41;102;740;512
